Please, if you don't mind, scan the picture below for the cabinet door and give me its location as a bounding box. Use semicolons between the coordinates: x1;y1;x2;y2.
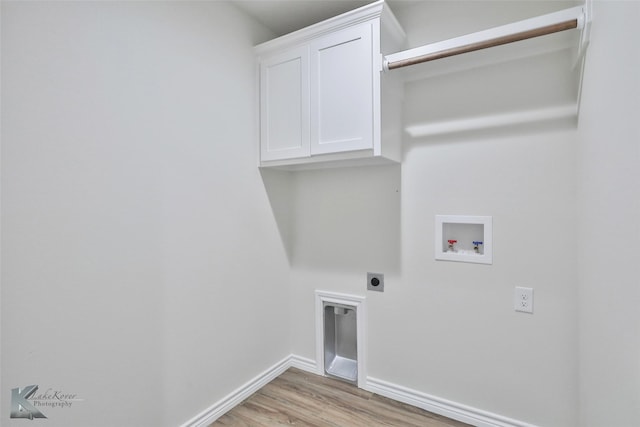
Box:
260;46;310;162
310;23;374;155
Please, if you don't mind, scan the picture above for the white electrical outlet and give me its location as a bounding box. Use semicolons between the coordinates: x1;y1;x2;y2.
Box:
514;287;534;314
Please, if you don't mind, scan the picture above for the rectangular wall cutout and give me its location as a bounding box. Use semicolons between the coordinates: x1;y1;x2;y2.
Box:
435;215;492;264
315;291;367;388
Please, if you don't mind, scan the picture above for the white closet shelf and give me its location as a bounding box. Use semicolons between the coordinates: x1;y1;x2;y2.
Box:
383;5;590;75
393;2;592;138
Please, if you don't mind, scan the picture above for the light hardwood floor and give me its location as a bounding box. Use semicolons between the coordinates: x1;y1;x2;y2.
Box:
212;368;472;426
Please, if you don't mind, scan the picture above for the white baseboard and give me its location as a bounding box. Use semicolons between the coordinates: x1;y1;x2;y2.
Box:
289;354;321;374
365;376;538;427
181;354;537;427
180;355;291;427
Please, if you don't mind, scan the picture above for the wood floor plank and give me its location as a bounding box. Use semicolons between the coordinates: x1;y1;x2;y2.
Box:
212;368;472;427
264;377;370;420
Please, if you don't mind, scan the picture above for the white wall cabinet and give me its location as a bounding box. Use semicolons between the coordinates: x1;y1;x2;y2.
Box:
259;46;310;162
256;0;405;169
309;24;373;156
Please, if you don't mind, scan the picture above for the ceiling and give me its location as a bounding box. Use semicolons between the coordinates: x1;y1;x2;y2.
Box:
233;0;416;37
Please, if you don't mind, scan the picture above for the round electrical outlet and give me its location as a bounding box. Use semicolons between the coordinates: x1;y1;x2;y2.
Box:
367;273;384;292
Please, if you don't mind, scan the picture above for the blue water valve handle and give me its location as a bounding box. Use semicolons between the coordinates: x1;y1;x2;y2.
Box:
473;241;483;246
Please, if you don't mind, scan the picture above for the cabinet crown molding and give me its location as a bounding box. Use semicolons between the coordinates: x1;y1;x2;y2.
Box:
255;0;404;56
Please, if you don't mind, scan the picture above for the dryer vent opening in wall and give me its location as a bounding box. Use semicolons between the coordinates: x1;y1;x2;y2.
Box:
315;290;366;388
323;303;358;384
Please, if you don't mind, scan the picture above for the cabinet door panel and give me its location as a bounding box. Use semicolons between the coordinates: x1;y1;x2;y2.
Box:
310;24;373;155
260;47;310;161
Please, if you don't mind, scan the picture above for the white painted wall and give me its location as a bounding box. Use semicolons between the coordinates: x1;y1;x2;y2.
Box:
290;134;579;426
1;2;290;426
576;1;640;425
289;2;583;426
288;2;640;426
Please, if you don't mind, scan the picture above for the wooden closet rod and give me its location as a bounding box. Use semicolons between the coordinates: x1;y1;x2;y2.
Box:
386;19;578;70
